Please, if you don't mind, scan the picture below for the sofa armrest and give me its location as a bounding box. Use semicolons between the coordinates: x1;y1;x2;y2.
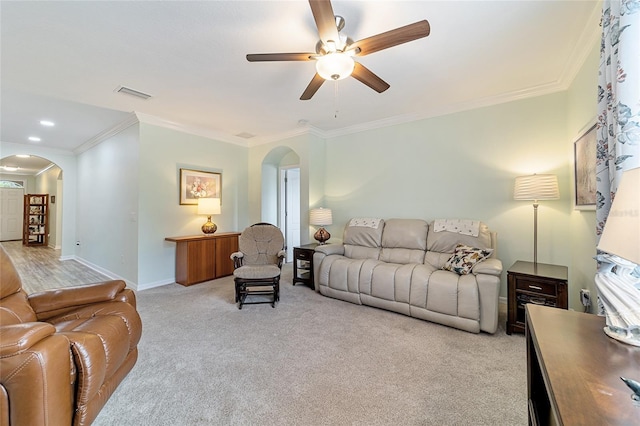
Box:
28;280;127;320
0;323;74;425
315;243;344;256
0;322;56;357
472;258;503;277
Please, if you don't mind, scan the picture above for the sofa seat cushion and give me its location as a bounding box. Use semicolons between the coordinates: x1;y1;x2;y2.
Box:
361;263;416;304
425;271;479;320
233;264;281;279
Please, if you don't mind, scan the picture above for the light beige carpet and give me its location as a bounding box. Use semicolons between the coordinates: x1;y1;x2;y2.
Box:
94;265;527;425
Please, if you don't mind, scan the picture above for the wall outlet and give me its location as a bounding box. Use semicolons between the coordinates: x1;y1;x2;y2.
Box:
580;289;591;307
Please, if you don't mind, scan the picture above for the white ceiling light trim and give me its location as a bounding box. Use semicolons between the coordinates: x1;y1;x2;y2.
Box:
315;53;355;81
39;120;55;126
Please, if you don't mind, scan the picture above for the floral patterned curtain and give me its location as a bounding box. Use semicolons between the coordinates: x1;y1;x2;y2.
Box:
596;0;640;238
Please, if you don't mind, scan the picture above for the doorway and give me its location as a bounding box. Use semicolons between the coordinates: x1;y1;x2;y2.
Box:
280;167;300;262
0;186;25;241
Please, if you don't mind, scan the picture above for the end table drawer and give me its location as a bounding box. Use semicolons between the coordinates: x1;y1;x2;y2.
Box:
295;248;312;260
516;279;557;296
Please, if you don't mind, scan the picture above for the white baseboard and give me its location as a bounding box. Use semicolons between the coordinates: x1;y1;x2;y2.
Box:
68;255;137;290
499;296;507;306
137;279;174;291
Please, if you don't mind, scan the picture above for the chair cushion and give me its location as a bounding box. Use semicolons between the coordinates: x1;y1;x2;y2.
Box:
238;224;285;265
234;265;281;279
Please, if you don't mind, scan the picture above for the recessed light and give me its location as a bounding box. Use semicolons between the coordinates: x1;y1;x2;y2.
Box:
28;136;41;142
16;154;31;158
40;120;55;127
2;166;19;172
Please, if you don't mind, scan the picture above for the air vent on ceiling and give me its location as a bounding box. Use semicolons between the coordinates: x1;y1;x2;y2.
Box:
235;132;256;139
115;86;152;100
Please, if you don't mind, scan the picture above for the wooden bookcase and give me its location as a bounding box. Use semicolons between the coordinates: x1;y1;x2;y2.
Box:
23;194;49;246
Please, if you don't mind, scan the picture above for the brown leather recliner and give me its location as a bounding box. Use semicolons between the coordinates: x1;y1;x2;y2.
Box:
0;247;142;426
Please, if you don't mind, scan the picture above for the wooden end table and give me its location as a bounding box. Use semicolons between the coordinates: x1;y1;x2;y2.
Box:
507;260;568;335
293;243;318;288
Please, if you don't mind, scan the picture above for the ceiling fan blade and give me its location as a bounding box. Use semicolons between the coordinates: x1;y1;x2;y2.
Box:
246;53;315;62
350;20;431;57
309;0;340;46
351;62;390;93
300;73;325;100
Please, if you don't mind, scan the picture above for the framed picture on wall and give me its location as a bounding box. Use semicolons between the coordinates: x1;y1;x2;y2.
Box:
573;122;597;210
179;168;221;205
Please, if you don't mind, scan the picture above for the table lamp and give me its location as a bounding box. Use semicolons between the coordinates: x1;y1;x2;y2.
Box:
595;167;640;346
197;197;221;234
310;208;332;244
514;173;560;265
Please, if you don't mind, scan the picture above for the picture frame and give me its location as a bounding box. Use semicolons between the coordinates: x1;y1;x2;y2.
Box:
573;122;597;210
179;168;221;205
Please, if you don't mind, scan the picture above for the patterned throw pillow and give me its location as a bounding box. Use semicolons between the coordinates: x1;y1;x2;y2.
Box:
442;244;493;275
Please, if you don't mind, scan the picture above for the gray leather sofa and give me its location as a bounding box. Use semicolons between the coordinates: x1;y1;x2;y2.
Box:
313;218;502;334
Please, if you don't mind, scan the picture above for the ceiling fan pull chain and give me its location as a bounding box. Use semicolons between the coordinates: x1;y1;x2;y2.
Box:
334;81;339;118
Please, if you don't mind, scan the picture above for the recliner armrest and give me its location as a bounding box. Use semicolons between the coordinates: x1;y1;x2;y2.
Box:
0;322;57;357
0;323;75;425
315;244;344;256
28;280;127;320
472;258;503;277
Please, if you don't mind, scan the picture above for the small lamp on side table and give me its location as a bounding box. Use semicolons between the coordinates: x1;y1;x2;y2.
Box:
198;197;221;234
595;167;640;346
310;208;332;244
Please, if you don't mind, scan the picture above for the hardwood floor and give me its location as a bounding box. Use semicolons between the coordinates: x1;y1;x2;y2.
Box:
1;240;110;294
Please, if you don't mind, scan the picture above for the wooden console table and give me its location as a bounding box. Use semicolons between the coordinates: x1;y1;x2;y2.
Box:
526;304;640;425
165;233;240;286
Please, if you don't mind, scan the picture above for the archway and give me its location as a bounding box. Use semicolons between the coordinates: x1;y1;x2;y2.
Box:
262;147;301;260
0;155;63;248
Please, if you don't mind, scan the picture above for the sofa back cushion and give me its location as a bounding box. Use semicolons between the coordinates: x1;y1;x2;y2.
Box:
425;221;493;269
1;246;37;324
379;219;428;264
343;218;384;259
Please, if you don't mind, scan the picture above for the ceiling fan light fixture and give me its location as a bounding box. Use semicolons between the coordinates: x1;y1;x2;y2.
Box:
316;52;354;81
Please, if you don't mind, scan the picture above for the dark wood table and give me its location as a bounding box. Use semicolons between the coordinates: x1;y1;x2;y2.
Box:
526;304;640;425
293;243;318;288
507;261;568;334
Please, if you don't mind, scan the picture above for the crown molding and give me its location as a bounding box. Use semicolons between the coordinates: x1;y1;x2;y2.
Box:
73;112;139;155
557;2;602;89
134;112;249;147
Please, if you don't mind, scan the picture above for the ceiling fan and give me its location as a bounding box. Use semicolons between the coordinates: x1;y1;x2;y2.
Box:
246;0;430;100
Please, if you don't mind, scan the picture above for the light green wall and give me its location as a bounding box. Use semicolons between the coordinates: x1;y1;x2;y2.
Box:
566;40;600;311
35;165;61;249
138;122;249;288
76;123;140;283
322;92;572;300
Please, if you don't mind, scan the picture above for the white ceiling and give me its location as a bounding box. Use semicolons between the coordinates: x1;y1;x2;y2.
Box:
1;1;601;164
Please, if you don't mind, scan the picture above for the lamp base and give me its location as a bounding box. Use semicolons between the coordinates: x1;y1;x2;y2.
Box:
314;227;330;244
604;326;640;347
202;217;217;234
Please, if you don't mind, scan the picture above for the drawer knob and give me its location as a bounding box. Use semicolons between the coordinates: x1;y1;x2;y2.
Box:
529;285;543;291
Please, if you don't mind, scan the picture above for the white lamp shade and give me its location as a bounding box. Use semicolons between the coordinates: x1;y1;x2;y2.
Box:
310;208;333;226
514;174;560;201
315;53;354;81
597;167;640;265
197;197;221;215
